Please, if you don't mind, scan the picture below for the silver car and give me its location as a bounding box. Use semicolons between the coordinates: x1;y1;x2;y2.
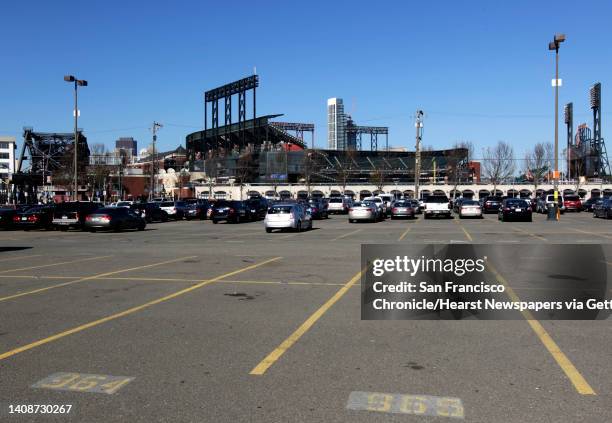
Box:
458;200;483;218
348;201;381;223
264;203;312;233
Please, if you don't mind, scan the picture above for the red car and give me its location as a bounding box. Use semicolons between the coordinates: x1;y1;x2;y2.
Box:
563;195;582;212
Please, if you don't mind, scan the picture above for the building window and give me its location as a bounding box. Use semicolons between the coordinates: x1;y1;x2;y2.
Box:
0;142;9;149
0;153;9;159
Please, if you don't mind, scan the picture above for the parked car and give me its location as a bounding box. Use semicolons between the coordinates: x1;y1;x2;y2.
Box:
52;202;103;230
563;195;582;212
536;194;565;214
84;207;146;232
458;200;483;219
407;199;422;214
593;198;612;219
211;200;250;223
306;199;328;219
130;202;169;223
452;197;465;213
0;207;19;229
390;200;417;219
264;203;312;232
327;197;352;214
378;194;394;215
13;205;55;230
483;196;503;213
183;200;210;220
115;201;133;208
363;196;387;217
583;197;598;212
498;198;532;222
349;201;382;223
423;195;451;219
246;198;269;221
159;201;189;220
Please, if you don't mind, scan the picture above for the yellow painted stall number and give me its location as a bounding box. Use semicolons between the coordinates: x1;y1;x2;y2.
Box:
347;391;464;419
32;373;134;395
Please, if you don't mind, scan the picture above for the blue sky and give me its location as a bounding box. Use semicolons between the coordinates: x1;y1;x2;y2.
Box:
1;0;610;160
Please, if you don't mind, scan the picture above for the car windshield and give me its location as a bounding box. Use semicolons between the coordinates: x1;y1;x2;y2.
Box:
394;201;410;207
565;195;579;201
116;202;131;207
161;202;174;207
329;198;343;203
506;200;528;207
462;200;479;206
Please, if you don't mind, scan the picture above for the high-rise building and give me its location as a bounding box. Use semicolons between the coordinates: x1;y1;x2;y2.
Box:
115;137;137;156
0;136;16;182
327;98;346;150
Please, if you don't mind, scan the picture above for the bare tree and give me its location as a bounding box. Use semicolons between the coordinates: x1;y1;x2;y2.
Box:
482;141;515;193
524;142;550;191
336;149;357;194
235;148;256;200
445;142;471;199
86;143;110;201
369;165;386;192
301;149;323;196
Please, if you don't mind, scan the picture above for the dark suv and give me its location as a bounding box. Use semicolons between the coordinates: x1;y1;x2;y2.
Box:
130;202;169;223
211;200;249;224
246;198;269;221
52;201;103;230
483;196;503;213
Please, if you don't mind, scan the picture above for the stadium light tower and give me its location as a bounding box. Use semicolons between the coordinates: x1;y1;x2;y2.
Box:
548;34;565;221
64;75;88;201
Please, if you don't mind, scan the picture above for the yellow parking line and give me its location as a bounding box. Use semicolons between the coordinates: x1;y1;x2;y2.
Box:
250;269;362;376
453;219;473;242
0;254;42;263
0;257;282;361
571;228;612;240
398;226;412;241
487;261;595;395
332;229;362;241
0;256;197;302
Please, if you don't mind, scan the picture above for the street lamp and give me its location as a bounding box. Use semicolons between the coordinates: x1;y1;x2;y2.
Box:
548;34;565;221
64;75;88;201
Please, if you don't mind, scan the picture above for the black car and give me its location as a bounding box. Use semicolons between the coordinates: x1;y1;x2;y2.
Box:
498;198;532;222
13;205;55;230
84;207;146;232
583;197;598;212
185;200;211;220
593;198;612;219
130;202;169;223
0;207;19;229
52;201;104;230
211;200;249;223
306;199;328;219
246;198;269;221
483;196;504;213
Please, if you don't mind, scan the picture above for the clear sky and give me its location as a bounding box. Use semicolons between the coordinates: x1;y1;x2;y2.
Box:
1;0;610;160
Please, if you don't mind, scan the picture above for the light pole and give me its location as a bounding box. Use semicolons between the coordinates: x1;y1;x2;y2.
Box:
548;34;565;220
64;75;88;201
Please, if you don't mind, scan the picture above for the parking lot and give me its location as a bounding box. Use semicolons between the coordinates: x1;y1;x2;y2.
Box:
1;212;611;422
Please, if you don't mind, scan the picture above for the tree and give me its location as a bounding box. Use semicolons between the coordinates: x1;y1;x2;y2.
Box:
235;148;256;200
445;142;472;199
524;142;551;191
482;141;515;193
300;149;323;196
86;143;111;201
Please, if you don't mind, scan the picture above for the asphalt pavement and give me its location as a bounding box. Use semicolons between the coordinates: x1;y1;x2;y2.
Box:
0;210;611;422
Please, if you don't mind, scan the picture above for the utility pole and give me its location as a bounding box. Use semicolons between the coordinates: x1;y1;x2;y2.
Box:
150;122;163;201
414;110;424;199
548;34;565;221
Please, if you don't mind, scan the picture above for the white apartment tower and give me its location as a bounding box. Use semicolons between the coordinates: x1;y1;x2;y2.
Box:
0;136;16;182
327;98;346;150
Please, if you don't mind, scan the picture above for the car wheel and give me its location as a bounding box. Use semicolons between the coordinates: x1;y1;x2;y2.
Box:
138;224;145;231
296;221;302;232
212;219;218;224
89;229;96;233
162;215;168;222
266;228;272;233
349;219;354;223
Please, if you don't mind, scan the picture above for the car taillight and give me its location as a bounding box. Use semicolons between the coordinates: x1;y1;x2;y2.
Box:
75;212;80;220
28;215;38;222
13;215;20;222
365;208;373;212
228;208;235;214
86;215;92;221
392;208;398;212
100;215;111;222
504;207;510;211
